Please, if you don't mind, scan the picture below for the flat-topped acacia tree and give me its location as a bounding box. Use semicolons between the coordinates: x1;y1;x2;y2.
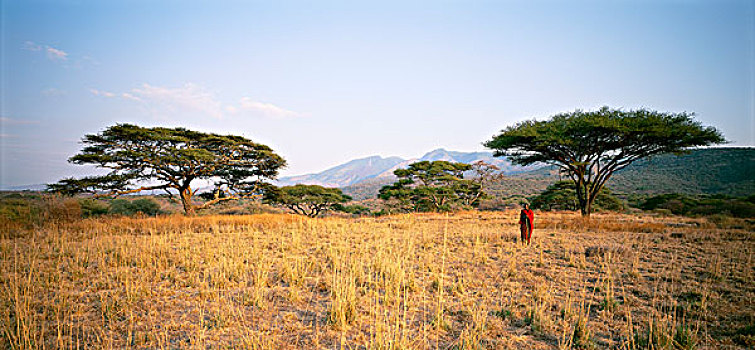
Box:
263;184;351;217
484;107;725;217
378;160;484;212
48;124;286;215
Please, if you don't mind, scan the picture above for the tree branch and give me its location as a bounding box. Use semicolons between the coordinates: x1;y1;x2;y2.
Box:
93;184;173;198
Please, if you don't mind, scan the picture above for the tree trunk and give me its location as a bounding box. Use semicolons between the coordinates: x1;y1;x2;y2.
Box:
180;186;196;215
577;188;594;217
574;180;590;217
582;182;605;218
578;202;589;217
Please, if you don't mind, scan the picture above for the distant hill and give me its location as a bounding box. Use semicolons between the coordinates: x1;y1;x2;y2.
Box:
342;148;754;200
7;148;751;201
276;156;406;188
1;184;48;191
276;148;538;188
610;147;754;197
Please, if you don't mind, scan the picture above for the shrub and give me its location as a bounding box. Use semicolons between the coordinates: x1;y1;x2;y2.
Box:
42;197;82;222
733;323;755;347
571;315;594;349
78;198;109;217
489;308;512;321
531;181;624;212
0;196;42;223
0;194;86;233
633;321;697;350
641;193;755;218
477;198;512;211
213;202;281;215
108;198;161;216
334;204;371;216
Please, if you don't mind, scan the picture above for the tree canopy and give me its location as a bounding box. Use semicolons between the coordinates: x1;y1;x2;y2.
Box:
263;184;351;217
484;107;725;216
48;124;286;215
378;160;485;212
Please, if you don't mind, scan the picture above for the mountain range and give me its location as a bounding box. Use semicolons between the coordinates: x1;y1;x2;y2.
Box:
0;149;527;192
275;148;538;188
6;148;752;201
281;147;754;201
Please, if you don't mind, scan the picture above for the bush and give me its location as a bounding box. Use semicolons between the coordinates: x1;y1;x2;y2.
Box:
334;204;371;216
42;197;82;222
633;321;697;350
78;198;109;217
641;193;755;218
733;323;755;347
212;202;282;215
0;196;42;224
479;197;527;211
531;181;624;212
108;198;162;216
0;194;85;234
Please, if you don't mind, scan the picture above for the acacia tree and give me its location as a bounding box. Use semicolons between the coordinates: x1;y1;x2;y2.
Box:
263;184;351;217
465;160;504;206
48;124;286;215
378;160;484;212
484;107;724;217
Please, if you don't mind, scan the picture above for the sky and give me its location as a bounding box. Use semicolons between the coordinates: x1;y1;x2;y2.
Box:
1;0;753;188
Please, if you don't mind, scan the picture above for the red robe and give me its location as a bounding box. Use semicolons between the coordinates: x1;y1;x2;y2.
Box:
519;209;534;241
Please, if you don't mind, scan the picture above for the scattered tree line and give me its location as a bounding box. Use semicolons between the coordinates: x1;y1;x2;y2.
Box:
48;106;724;218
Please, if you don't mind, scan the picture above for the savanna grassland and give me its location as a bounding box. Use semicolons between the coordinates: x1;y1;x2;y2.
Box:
2;211;754;349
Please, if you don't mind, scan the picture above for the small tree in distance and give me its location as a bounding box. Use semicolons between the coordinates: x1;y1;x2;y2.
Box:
378;160;485;212
48;124;286;215
468;160;504;206
484;107;725;217
263;184;351;217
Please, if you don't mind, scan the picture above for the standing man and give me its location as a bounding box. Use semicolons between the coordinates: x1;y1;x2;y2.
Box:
519;203;534;245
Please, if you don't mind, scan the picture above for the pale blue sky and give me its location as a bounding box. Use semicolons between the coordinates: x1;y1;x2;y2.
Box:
1;0;753;188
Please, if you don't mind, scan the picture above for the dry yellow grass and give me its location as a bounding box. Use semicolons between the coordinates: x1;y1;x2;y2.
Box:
1;211;753;349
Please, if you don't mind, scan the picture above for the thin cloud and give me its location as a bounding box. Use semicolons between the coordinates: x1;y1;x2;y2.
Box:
23;41;41;51
131;83;224;119
0;117;40;125
90;88;116;98
46;47;68;61
24;41;83;65
121;92;142;102
238;97;302;118
91;83;302;120
92;88;144;102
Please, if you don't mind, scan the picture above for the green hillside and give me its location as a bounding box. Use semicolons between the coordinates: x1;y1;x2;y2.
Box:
343;148;754;201
610;147;754;197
